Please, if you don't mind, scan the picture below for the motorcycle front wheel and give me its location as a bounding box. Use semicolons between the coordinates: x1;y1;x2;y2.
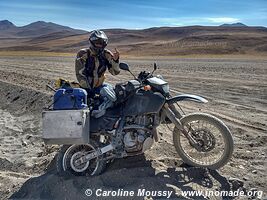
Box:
56;140;106;176
173;113;234;169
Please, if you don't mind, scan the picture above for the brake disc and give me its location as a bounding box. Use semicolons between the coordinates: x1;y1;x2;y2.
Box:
191;128;216;152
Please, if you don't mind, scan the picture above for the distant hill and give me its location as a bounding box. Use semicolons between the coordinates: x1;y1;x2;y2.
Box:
0;20;16;30
0;20;87;38
220;22;247;27
0;20;267;56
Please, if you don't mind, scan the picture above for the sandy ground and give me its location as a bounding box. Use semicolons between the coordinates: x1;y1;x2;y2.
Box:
0;55;266;199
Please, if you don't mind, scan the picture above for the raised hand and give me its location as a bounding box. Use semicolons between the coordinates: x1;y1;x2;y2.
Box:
113;48;120;61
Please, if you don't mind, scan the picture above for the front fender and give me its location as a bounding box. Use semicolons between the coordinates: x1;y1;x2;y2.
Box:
166;94;208;104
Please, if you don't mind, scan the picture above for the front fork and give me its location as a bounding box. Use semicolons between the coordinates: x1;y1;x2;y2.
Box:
162;103;199;147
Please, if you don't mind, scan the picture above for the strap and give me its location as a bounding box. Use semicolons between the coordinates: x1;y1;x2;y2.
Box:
97;52;111;77
85;50;94;88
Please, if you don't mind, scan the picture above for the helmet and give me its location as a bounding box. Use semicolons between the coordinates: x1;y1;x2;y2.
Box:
89;30;108;53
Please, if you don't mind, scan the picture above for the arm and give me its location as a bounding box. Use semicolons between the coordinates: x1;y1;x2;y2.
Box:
104;49;120;75
75;49;91;89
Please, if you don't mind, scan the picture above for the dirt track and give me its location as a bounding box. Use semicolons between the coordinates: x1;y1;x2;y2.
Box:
0;55;266;199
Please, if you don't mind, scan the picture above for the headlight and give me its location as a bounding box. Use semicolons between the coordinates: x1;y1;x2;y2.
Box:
162;84;169;93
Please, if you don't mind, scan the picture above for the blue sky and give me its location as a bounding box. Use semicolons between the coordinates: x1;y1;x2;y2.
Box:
0;0;266;30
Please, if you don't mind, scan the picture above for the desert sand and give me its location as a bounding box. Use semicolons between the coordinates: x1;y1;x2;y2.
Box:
0;55;266;199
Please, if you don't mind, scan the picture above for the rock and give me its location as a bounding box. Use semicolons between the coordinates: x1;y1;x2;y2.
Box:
249;143;254;147
243;176;249;181
229;177;244;190
37;152;43;157
21;140;27;146
239;165;245;169
252;170;257;174
25;135;32;140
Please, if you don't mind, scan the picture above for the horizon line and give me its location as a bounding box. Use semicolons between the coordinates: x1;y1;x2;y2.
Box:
1;19;267;31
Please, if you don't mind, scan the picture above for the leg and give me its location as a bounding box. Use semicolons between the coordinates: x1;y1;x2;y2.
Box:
91;83;117;118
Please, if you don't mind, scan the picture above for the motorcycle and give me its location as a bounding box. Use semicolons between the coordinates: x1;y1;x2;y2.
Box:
55;62;234;176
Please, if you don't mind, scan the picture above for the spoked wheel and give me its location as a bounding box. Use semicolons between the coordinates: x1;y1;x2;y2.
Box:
56;140;106;176
173;113;234;169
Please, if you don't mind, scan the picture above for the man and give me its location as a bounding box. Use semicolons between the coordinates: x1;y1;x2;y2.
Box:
75;30;120;117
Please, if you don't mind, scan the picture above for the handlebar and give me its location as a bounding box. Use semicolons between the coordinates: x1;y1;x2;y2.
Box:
137;71;153;82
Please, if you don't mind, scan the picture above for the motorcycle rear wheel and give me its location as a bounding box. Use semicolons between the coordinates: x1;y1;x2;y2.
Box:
173;113;234;169
56;140;106;176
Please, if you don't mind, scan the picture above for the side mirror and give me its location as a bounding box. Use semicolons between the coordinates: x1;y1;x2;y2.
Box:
119;62;130;71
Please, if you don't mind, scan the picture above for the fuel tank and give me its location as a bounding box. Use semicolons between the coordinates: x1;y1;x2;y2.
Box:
123;90;165;116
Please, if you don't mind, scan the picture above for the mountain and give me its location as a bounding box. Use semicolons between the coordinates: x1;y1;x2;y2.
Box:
0;20;266;56
0;20;16;30
220;22;247;27
0;20;87;38
16;21;87;37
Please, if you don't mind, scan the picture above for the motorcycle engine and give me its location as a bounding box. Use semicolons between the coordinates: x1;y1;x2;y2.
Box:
123;115;156;154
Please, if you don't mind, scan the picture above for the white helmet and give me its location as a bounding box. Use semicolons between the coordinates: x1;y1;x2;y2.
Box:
89;30;108;53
